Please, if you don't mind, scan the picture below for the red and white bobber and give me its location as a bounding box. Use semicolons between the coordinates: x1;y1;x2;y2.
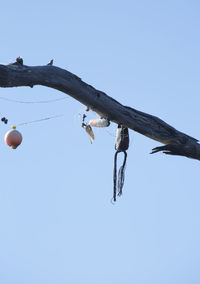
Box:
4;126;23;149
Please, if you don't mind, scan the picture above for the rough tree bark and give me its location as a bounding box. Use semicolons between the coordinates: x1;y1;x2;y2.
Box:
0;57;199;161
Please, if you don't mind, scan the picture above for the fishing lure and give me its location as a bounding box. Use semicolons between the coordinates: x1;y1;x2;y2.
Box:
89;118;110;128
83;124;95;144
113;125;129;202
82;114;95;143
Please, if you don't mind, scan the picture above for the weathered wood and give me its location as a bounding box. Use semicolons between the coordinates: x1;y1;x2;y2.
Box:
0;58;199;160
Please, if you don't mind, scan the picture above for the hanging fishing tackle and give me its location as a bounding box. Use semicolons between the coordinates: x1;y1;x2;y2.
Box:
4;126;23;149
113;124;129;202
89;118;110;128
81;114;95;144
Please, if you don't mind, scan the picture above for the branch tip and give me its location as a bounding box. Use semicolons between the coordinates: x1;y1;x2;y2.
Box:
47;59;53;66
16;56;23;65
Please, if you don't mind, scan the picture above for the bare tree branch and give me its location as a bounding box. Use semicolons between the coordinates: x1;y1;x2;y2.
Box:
0;58;199;160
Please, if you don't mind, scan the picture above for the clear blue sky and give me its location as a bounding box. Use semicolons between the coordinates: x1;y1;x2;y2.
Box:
1;1;200;283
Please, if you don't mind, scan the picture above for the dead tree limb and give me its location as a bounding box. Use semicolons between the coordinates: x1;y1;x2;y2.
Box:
0;58;199;161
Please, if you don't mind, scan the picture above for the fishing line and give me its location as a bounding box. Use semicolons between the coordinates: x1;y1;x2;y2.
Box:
104;129;116;137
0;96;68;104
3;114;64;149
16;114;64;127
0;95;68;126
